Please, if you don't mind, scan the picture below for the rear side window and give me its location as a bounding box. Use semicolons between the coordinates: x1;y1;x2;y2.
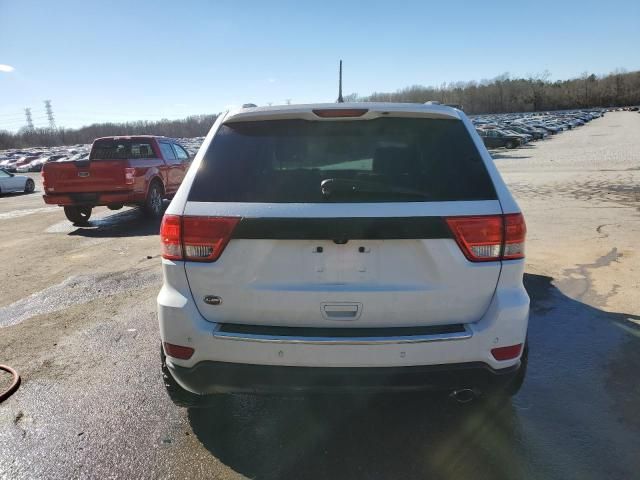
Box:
90;140;157;160
159;142;176;162
172;144;190;160
188;117;496;203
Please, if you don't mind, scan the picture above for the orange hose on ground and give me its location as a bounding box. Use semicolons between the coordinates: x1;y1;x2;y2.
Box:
0;365;20;403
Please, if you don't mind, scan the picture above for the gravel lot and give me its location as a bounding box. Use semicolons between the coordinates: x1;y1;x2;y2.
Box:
1;112;639;479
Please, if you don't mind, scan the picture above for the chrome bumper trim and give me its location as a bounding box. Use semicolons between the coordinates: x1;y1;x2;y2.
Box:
212;325;472;345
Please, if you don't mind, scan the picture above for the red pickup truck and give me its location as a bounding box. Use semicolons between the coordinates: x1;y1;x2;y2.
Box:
42;136;192;223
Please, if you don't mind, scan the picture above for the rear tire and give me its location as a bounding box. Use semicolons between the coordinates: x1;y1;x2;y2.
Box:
144;181;164;218
24;179;35;193
64;206;92;224
161;345;222;408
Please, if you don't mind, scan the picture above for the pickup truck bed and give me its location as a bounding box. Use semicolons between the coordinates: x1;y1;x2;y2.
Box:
43;136;192;223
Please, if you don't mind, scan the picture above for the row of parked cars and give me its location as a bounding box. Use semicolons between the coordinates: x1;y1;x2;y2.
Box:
0;147;90;173
0;137;204;174
471;109;606;149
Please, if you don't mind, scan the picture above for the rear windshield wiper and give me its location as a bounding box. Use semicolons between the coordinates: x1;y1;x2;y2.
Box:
320;178;432;200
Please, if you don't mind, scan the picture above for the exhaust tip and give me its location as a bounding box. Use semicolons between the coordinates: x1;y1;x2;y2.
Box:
449;388;477;404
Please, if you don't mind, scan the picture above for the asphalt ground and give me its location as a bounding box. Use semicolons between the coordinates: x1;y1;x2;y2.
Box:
0;111;639;479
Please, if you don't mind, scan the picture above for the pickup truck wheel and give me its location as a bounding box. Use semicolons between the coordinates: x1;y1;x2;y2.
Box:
64;206;92;224
24;179;35;193
144;182;164;218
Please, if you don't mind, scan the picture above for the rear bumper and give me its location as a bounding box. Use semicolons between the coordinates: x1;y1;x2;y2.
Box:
159;257;530;395
168;359;522;394
42;191;139;206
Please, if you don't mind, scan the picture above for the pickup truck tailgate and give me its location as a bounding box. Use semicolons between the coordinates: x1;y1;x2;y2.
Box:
44;160;129;193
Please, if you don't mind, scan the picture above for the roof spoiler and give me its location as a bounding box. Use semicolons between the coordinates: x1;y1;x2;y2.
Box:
425;101;464;111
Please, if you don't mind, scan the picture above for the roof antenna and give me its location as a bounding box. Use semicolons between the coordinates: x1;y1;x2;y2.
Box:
337;60;344;103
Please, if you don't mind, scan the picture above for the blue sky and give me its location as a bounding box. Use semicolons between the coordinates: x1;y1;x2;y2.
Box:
1;0;638;131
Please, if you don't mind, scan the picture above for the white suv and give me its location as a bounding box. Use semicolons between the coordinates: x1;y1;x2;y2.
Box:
157;103;529;405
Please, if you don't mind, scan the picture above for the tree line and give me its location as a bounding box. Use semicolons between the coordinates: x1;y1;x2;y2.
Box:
2;69;639;149
348;69;640;114
0;114;217;150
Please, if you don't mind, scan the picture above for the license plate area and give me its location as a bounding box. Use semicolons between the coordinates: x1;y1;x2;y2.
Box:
69;192;99;203
309;241;379;283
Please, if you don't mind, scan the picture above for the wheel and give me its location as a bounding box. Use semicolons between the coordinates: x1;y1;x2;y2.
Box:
505;140;517;149
64;206;92;224
24;179;35;193
107;204;123;211
144;181;164;218
161;346;221;408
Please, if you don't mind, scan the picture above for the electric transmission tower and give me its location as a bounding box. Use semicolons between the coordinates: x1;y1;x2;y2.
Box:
24;108;34;131
44;100;56;130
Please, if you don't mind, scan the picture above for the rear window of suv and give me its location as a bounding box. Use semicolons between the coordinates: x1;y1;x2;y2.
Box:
188;117;496;202
90;139;157;160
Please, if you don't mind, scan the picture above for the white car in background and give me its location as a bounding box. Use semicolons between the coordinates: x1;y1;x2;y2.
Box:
0;168;35;194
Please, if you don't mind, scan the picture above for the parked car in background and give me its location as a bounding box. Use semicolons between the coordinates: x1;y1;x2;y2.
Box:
476;128;522;149
507;125;546;140
16;155;63;172
0;168;36;194
42;135;192;223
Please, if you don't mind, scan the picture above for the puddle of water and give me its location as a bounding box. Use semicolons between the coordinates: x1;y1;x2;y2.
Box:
0;269;161;327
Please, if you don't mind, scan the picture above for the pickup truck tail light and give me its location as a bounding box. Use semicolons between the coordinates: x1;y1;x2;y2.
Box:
445;213;526;262
160;215;240;262
124;167;136;185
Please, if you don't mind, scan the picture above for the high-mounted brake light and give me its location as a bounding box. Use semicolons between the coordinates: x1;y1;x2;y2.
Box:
445;213;526;262
160;215;240;262
312;108;368;118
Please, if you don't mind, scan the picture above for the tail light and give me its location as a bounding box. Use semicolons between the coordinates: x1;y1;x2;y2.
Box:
124;167;136;185
502;213;527;260
160;215;182;260
445;213;526;262
160;215;240;262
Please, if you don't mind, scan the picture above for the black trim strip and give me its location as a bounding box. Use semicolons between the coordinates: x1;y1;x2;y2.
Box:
169;361;521;394
232;217;452;240
217;323;465;338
